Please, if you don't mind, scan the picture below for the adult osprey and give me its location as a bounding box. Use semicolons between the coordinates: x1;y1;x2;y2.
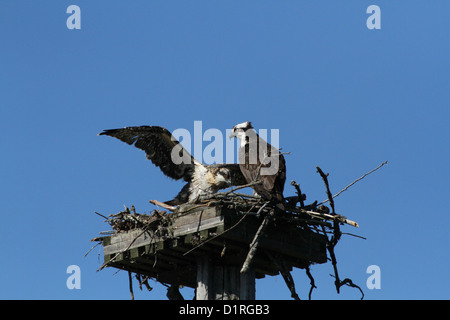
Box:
99;126;246;205
229;121;286;210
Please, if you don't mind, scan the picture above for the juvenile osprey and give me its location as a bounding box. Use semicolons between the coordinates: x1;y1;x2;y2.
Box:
229;121;286;210
99;126;246;205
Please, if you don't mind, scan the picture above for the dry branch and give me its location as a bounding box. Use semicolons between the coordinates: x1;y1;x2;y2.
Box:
267;251;300;300
316;166;335;214
319;160;388;205
286;207;359;227
128;271;134;300
290;180;305;207
305;266;316;300
150;199;176;211
223;180;263;196
240;202;272;274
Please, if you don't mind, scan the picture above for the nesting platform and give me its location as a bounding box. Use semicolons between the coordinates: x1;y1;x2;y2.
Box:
99;201;329;299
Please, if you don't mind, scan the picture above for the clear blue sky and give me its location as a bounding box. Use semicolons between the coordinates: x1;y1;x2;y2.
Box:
1;1;448;300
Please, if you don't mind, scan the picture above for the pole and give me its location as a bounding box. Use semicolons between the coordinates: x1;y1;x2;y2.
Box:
196;256;255;300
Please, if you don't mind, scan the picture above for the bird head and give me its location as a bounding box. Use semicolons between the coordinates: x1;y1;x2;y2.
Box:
216;168;232;188
229;121;254;140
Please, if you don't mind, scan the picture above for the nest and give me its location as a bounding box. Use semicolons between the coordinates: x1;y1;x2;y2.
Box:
92;162;387;299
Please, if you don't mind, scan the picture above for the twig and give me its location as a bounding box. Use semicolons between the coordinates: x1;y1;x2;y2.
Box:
319;161;388;205
211;192;261;200
149;199;176;211
290;180;305;207
94;211;109;220
84;241;102;258
266;251;300;300
316;167;335;214
240;202;272;274
286;207;359;227
341;232;366;240
315;168;347;296
152;244;158;268
327;237;341;293
136;274;153;292
315;168;363;298
128;271;134;300
330;275;365;300
224;180;263;196
340;278;365;300
305;266;317;300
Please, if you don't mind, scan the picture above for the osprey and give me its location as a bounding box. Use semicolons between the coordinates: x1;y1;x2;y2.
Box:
99;126;246;205
229;121;286;210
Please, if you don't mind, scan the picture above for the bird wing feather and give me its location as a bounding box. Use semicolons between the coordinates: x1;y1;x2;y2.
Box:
98;126;197;181
238;138;286;201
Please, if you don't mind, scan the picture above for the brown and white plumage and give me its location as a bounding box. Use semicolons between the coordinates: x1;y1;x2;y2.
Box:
229;121;286;210
99;126;246;205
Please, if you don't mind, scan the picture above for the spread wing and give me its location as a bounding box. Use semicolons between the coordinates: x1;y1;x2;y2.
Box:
99;126;198;181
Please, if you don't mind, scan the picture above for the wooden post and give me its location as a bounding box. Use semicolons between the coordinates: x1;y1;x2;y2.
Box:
195;256;255;300
196;256;213;300
240;267;255;300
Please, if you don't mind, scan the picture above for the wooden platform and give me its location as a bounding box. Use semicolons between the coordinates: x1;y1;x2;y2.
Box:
101;203;328;292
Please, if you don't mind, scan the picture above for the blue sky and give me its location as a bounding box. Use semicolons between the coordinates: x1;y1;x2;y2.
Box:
0;1;448;300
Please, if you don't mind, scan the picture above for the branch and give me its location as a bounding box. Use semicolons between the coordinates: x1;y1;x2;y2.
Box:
94;211;109;220
266;251;300;300
316;166;335;214
330;275;365;300
136;274;153;292
84;241;102;258
286;206;359;227
319;161;388;205
128;271;134;300
224;180;263;196
305;266;317;300
149;200;176;211
240;202;272;274
290;180;305;207
340;278;365;300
